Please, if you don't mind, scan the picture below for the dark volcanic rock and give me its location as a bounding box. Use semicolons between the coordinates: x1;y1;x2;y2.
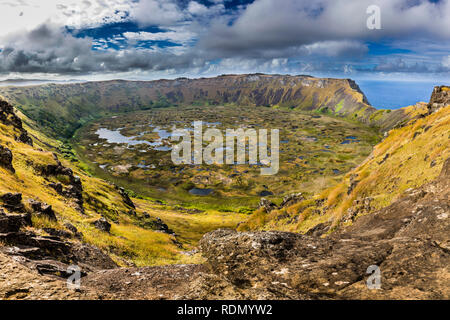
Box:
63;223;83;239
41;158;84;213
1;193;24;212
0;100;33;146
93;218;111;233
0;213;32;233
28;199;57;221
15;131;33;146
48;182;63;194
258;198;277;213
117;187;135;209
43;228;72;238
280;193;304;207
0;145;15;173
427;86;449;114
152;217;175;235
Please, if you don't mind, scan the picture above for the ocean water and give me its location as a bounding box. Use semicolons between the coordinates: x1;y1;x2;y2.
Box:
357;80;447;110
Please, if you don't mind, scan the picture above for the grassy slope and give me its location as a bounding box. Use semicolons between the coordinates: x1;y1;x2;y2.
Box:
1;78;442;259
0;99;244;266
239;103;450;232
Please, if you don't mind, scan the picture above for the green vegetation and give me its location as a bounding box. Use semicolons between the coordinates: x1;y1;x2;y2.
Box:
240;104;450;232
2;76;443;269
72;105;380;211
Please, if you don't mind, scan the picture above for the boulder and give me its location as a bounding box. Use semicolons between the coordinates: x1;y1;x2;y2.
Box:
1;193;24;212
117;187;135;209
28;199;57;221
427;86;449;114
258;198;277;213
0;212;32;233
15;131;33;146
93;218;111;233
63;223;83;239
280;193;304;207
0;145;15;173
152;217;175;235
48;182;63;194
43;228;72;238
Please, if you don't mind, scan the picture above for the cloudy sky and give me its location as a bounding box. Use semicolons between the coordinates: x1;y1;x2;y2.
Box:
0;0;449;81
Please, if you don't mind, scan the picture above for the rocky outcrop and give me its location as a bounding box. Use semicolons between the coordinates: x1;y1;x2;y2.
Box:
93;218;111;233
115;186;135;209
280;193;304;207
341;197;373;223
0;211;32;233
0;145;15;173
0;211;117;282
0;100;33;146
15;131;33;146
28;199;57;221
258;198;277;213
42;155;84;213
259;193;305;213
1;193;25;212
428;86;449;114
152;217;175;235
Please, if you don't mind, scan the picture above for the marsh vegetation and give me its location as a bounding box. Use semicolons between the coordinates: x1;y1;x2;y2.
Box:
73;105;380;211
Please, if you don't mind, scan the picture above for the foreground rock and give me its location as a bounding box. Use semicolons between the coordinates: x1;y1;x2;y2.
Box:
1;193;25;212
80;158;449;300
0;210;117;286
29;200;57;221
0;251;107;300
1;159;448;300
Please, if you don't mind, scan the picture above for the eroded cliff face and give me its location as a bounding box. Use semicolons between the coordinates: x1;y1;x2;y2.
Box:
428;86;450;114
0;74;376;138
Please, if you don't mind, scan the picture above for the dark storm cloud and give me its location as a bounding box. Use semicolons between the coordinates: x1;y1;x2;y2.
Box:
198;0;450;58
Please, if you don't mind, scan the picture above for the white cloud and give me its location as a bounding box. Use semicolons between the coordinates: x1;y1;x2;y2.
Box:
123;28;196;45
443;55;450;69
188;2;209;16
200;0;450;55
0;0;132;37
130;0;185;26
302;41;368;58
